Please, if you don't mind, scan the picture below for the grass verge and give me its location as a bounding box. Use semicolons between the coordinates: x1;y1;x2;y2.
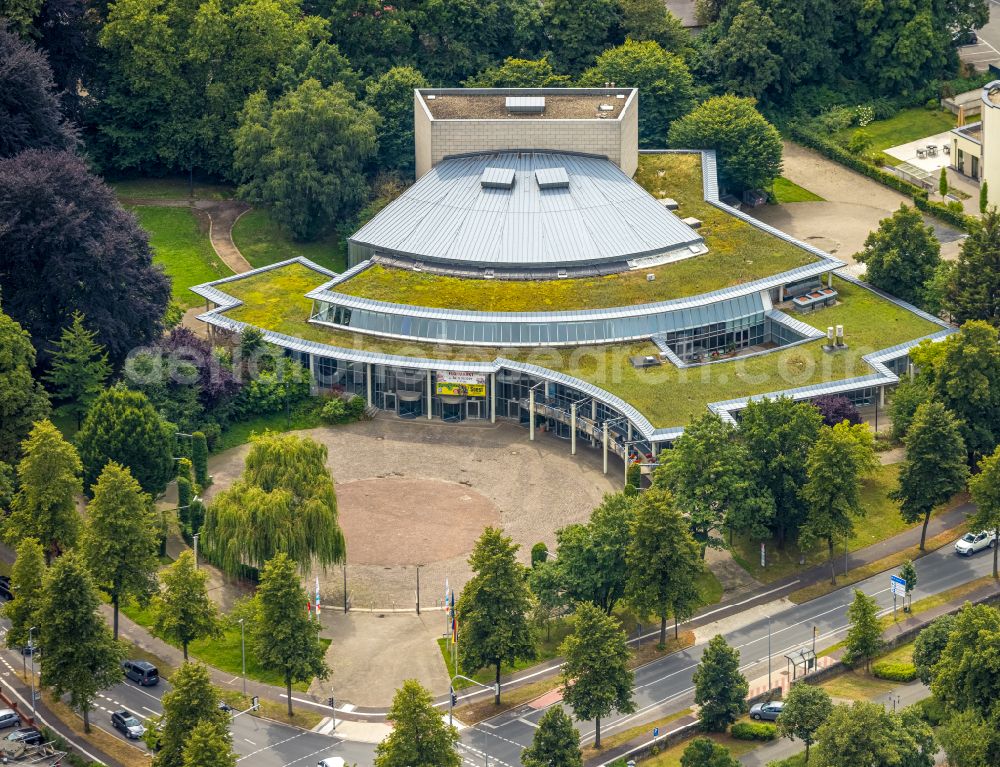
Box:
788;519;970;603
218;691;323;729
41;690;151;767
231;208;346;273
121;599;329;690
772;177;824;203
637;732;756;766
130;206;230;308
111;176;234;200
831;107;957;166
817;668;898;701
581;707;692;761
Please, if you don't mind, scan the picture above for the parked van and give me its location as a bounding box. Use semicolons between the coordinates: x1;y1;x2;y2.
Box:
122;660;159;686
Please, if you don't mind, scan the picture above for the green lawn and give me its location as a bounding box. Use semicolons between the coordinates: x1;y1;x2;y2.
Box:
638;733;756;767
132;206;230;308
833;107;957;166
231;209;347;273
219;262;940;429
731;464;912;583
772;177;824;203
335;153;818;311
121;599;329;690
212;401;325;453
112;176;234;200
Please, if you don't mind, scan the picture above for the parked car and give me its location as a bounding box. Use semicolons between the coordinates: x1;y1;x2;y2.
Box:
955;530;997;556
953;29;978;46
5;727;42;746
111;710;145;740
122;660;159;686
749;701;784;721
0;710;21;730
0;576;13;602
20;641;39;657
317;759;345;767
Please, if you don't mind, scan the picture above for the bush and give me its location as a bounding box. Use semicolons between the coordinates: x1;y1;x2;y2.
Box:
731;721;777;741
531;542;548;567
320;398;348;423
199;421;221;451
192;431;209;488
912;194;977;231
346;394;366;419
915;695;949;726
872;661;917;682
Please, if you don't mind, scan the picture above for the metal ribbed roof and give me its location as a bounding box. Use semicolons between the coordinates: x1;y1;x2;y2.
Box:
349;152;704;268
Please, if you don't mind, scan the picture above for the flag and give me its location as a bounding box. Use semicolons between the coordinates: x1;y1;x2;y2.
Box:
451;590;457;641
445;578;450;614
307;598;312;616
315;577;321;617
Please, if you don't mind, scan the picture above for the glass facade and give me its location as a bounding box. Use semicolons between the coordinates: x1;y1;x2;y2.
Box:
312;294;766;348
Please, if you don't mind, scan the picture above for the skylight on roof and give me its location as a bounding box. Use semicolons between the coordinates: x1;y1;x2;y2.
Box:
505;96;545;113
480;167;515;189
535;167;569;189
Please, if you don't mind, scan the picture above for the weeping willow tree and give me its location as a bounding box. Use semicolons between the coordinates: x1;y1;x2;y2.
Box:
202;432;346;575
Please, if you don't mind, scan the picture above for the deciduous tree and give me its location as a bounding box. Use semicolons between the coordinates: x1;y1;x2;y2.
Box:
799;422;878;584
680;738;739;767
374;679;461;767
0;27;76;157
889;379;933;442
153;551;221;660
154;662;229;767
619;0;692;56
856;205;941;307
44;312;110;429
739;397;823;547
521;705;581;767
82;462;159;639
811;701;935;767
969;447;1000;578
579;40;694;147
777;683;833;762
0;306;50;463
658;412;774;549
0;151;170;366
692;634;748;732
560;602;634;748
938;709;997;767
813;395;861;427
710;0;781;100
551;493;634;614
77;386;175;496
234;79;379;241
948;209;1000;326
252;553;329;717
3;537;45;650
541;0;618;74
891;402;967;550
913;613;955;685
203;432;345;575
668;95;782;192
4;419;80;562
365;67;429;179
625;488;702;645
36;552;124;732
465;56;570;87
843;589;883;672
456;528;535;704
182;721;236;767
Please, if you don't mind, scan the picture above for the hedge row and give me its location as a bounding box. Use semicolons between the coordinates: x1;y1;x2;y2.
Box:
788;126;976;233
731;721;778;741
872;661;918;682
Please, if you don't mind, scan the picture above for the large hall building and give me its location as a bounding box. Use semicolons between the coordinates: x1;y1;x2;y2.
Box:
194;88;951;473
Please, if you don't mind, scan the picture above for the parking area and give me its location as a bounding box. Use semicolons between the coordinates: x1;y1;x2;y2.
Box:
960;1;1000;70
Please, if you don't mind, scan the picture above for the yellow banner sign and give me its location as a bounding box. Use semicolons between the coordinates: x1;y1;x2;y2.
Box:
436;371;487;397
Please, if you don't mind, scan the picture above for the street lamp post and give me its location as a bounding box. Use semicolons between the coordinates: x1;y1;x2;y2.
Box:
193;533;199;569
238;618;246;697
28;626;37;718
416;565;421;615
766;615;772;693
449;675;496;728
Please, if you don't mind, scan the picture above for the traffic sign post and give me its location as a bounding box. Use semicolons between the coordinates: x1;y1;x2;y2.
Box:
890;575;906;621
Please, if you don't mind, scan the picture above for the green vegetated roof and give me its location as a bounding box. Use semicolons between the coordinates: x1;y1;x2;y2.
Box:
220;262;939;428
333;153;819;312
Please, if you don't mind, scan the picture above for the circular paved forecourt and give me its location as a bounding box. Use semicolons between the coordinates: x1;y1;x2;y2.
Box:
203;415;618;607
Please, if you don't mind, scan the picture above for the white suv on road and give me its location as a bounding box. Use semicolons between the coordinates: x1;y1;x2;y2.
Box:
955;530;997;556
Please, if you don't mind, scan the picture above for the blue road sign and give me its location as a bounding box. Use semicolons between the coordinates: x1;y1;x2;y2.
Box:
890;575;906;586
653;727;659;738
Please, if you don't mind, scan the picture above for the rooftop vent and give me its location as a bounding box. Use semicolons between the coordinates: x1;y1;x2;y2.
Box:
426;94;436;100
535;167;569;190
599;103;615;112
682;217;703;229
481;167;515;190
557;269;569;278
505;96;545;113
616;93;626;99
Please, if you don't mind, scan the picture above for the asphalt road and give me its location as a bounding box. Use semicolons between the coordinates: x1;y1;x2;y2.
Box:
459;533;996;767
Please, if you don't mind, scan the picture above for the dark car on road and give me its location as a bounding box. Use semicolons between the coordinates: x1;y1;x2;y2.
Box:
111;710;145;739
122;660;159;686
0;576;13;602
5;727;42;746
